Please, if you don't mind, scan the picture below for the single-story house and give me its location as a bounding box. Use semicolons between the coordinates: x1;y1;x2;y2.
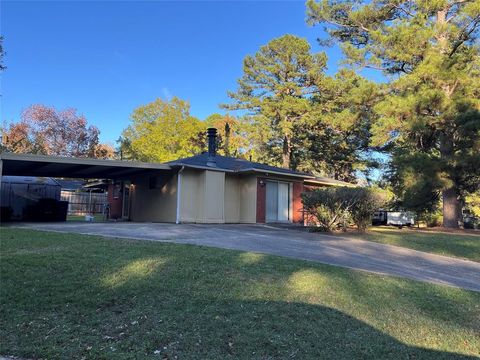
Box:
111;128;354;224
0;128;354;224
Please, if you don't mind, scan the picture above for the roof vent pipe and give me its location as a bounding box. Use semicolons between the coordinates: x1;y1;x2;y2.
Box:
206;127;217;167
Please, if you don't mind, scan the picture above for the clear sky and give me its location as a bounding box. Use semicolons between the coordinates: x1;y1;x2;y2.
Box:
1;1;380;144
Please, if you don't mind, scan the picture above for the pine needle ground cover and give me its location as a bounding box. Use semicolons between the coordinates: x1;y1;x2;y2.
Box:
1;228;479;359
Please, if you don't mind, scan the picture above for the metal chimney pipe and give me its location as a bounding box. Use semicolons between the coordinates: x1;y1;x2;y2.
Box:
206;128;217;167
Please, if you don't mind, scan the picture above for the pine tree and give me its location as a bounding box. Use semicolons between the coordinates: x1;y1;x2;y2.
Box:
307;0;480;227
223;34;327;169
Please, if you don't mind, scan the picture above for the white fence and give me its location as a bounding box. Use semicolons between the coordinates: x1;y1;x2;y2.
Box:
61;191;108;215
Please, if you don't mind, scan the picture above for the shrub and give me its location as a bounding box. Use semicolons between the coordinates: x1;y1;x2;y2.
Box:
349;188;387;231
420;209;443;227
302;187;387;232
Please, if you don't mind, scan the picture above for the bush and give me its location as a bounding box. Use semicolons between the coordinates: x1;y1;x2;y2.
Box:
302;187;387;232
420;210;443;227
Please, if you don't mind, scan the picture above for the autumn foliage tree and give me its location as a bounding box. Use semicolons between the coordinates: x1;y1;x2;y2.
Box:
1;104;113;159
204;113;253;158
121;97;205;162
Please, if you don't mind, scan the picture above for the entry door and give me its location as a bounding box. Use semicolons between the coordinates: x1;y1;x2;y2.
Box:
266;181;278;222
122;182;131;220
265;181;291;222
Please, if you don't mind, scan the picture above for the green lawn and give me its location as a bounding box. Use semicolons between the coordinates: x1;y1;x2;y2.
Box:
1;228;479;359
348;227;480;262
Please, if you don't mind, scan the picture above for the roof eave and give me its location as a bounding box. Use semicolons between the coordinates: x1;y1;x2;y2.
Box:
238;168;315;179
304;179;357;187
169;163;235;173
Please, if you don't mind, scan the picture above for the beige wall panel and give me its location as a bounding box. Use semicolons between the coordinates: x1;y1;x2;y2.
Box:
180;169;226;223
130;173;177;222
179;169;204;223
203;170;225;223
238;174;257;223
224;174;240;223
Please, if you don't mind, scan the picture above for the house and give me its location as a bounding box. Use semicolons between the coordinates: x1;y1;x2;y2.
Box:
111;128;354;224
0;128;354;224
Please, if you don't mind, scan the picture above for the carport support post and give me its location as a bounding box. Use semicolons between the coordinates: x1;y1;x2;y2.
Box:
176;166;185;224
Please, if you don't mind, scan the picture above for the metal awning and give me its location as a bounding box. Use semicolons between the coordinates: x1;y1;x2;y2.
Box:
0;153;173;179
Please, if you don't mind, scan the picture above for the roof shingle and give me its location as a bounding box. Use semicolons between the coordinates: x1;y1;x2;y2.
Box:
167;153;312;177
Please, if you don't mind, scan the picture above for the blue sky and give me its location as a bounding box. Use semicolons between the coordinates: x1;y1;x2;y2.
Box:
1;1;380;144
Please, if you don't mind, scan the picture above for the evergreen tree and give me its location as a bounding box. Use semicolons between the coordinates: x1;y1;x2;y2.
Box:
307;0;480;227
223;34;328;169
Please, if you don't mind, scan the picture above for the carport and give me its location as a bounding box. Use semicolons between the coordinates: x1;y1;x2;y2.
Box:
0;153;172;179
0;153;175;221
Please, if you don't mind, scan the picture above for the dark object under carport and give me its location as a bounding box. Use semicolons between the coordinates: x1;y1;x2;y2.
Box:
1;176;64;221
23;198;68;222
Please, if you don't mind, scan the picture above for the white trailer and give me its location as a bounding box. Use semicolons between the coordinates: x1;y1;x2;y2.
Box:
372;211;415;227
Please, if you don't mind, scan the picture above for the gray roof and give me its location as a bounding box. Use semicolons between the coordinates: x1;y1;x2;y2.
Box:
167;153;313;178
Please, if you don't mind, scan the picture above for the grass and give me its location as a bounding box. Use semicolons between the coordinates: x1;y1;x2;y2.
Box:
347;226;480;262
1;228;479;359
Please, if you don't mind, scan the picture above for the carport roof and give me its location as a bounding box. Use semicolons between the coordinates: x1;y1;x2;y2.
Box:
0;153;172;179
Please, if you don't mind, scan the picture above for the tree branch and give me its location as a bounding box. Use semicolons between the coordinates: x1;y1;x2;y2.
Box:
449;15;480;56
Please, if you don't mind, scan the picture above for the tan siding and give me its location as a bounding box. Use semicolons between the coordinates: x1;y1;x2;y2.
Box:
224;174;240;223
203;170;225;223
179;169;225;223
238;174;257;223
130;174;177;222
179;169;204;223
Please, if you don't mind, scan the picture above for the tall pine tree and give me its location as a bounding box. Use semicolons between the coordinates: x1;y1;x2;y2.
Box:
307;0;480;227
223;34;327;170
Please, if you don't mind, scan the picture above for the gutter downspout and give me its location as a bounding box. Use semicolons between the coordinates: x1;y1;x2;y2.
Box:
176;166;185;224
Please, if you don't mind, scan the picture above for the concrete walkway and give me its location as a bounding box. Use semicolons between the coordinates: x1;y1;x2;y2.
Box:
9;222;480;292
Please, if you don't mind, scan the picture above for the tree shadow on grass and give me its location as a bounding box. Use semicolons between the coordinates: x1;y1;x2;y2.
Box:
1;233;479;359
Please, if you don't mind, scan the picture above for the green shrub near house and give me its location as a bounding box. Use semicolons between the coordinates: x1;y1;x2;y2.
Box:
302;187;387;231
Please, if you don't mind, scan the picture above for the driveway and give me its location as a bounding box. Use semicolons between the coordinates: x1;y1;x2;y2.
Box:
10;222;480;292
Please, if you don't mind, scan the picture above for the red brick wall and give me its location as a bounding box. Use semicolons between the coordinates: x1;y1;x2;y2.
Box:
256;177;266;223
292;181;304;224
107;183;123;220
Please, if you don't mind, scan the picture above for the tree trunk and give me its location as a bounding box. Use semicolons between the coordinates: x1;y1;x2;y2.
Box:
436;7;462;228
282;134;291;169
442;187;461;228
439;133;461;228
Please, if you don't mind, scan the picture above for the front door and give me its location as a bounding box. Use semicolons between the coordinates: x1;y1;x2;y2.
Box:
122;182;131;220
265;181;291;222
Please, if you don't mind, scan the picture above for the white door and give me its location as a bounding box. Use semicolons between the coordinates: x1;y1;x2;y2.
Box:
265;181;291;222
277;182;289;221
266;181;278;222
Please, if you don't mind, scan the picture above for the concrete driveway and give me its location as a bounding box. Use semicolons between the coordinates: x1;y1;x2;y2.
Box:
10;222;480;292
